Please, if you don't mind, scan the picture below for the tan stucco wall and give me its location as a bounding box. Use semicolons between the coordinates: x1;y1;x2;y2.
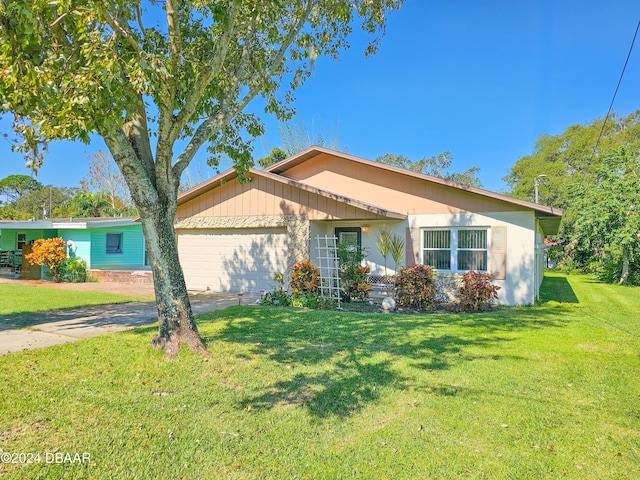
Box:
280;152;524;216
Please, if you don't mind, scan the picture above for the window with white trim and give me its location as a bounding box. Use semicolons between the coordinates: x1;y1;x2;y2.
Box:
422;228;488;272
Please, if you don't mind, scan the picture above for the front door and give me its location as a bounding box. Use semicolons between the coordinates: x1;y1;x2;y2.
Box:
335;227;361;247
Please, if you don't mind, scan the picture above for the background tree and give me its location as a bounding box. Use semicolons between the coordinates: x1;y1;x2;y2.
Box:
58;191;114;218
571;148;640;284
257;116;341;167
375;151;482;187
0;174;43;204
82;150;136;215
11;186;75;219
504;110;640;282
1;0;403;357
503;111;640;209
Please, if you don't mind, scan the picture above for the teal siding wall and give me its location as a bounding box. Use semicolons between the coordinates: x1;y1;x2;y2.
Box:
90;224;145;269
57;230;92;268
1;224;146;270
0;229;49;250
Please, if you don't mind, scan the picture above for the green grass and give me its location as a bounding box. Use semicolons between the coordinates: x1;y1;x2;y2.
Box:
0;284;149;316
1;272;639;479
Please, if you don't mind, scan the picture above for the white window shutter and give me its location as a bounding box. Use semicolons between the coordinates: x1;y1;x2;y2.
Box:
490;226;507;280
405;227;420;266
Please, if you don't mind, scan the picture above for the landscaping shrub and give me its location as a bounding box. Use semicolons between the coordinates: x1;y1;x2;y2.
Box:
337;242;371;302
24;237;67;282
290;260;320;295
59;257;90;283
395;264;437;310
457;270;501;312
261;272;291;306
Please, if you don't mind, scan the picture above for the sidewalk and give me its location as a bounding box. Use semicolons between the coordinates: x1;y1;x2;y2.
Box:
0;291;259;355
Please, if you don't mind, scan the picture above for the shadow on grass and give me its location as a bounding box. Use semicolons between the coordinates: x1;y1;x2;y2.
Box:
0;302;158;331
538;273;579;304
203;304;572;419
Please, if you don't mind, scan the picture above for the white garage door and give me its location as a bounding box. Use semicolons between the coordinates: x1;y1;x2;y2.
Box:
177;228;288;294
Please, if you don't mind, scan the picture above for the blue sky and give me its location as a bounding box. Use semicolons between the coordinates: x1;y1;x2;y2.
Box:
2;0;639;194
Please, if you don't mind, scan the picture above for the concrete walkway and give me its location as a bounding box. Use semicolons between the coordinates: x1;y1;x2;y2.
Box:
0;292;259;355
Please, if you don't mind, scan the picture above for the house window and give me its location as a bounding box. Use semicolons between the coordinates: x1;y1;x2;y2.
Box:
422;228;488;271
17;232;26;251
106;233;123;254
457;229;488;271
423;230;451;270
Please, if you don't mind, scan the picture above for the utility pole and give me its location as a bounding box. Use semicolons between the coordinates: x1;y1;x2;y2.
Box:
534;174;547;203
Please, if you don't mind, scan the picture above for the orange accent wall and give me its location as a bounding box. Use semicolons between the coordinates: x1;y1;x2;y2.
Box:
280;152;524;215
176;174;387;220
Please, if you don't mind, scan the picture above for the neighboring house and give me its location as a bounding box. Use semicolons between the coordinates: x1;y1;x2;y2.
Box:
0;217;150;281
175;147;562;305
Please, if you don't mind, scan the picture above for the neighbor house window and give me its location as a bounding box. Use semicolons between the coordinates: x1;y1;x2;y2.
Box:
17;232;26;251
422;228;488;271
106;233;123;254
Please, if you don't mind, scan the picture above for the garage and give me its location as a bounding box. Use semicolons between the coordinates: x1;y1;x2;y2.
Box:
177;228;288;294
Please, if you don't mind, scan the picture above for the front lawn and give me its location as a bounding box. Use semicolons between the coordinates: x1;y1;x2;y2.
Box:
0;284;149;316
0;273;638;479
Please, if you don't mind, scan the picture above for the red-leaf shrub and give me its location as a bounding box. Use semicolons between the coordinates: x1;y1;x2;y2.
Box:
395;264;437;310
457;271;501;312
290;260;320;296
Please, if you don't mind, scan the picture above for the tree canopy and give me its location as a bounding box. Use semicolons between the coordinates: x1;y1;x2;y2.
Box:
504;110;640;284
0;0;403;356
376;152;483;187
0;174;43;204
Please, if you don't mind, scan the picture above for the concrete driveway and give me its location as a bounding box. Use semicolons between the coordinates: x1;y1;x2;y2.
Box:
0;289;259;355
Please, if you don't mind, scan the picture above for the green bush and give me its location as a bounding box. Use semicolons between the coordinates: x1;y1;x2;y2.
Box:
457;271;501;312
336;242;371;302
59;257;90;283
395;264;437;310
261;272;291;306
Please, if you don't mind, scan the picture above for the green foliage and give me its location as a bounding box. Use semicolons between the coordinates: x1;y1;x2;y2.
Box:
336;242;371;302
58;190;116;218
261;272;292;307
504;111;640;282
570;148;640;284
457;271;501;312
256;147;288;168
0;205;31;220
375;225;393;277
0;174;43;203
58;256;91;283
395;264;437;310
13;185;75;219
375;152;483;187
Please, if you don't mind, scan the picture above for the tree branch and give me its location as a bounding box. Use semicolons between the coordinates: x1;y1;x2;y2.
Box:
100;7;146;58
168;3;240;144
170;1;314;177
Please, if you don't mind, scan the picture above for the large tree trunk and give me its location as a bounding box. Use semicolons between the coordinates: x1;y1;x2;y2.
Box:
619;246;630;285
140;202;209;358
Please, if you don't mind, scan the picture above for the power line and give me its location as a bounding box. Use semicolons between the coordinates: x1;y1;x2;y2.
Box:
590;19;640;161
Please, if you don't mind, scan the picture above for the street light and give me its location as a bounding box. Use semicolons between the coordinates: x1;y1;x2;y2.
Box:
534;174;547;204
